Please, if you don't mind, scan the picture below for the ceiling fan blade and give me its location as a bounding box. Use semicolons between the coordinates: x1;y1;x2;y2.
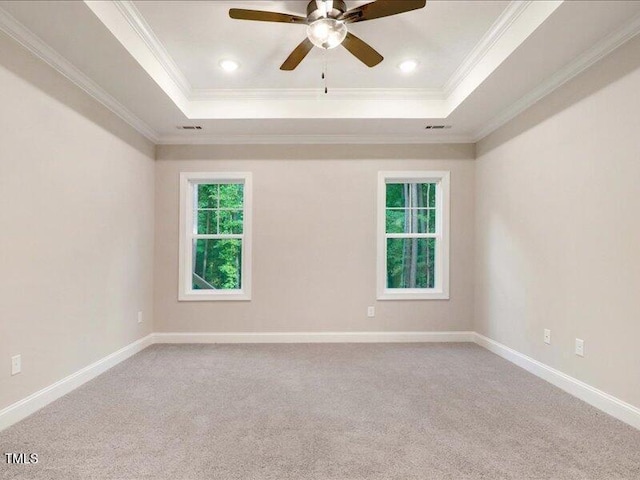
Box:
341;32;383;67
229;9;307;24
341;0;426;23
281;38;314;71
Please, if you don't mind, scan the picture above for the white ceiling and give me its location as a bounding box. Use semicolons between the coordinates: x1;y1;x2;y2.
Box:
0;0;639;144
132;0;508;90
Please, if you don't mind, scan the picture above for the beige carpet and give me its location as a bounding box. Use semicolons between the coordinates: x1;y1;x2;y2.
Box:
1;343;639;479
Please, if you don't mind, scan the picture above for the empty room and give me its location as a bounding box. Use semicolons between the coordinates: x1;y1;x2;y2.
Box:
1;0;640;478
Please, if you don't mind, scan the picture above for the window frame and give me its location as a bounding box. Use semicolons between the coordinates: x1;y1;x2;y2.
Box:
377;171;450;301
178;172;252;301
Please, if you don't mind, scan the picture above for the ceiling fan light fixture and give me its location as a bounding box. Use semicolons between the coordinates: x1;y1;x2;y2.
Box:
307;18;347;50
219;59;240;72
229;0;427;70
398;59;418;73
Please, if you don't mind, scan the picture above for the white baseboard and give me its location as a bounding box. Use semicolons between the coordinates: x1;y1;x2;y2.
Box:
474;333;640;430
152;331;476;344
0;334;154;432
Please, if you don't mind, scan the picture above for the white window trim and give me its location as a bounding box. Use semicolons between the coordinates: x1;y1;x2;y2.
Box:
377;171;450;301
178;172;252;301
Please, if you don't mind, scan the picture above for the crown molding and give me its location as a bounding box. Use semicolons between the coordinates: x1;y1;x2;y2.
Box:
443;1;531;96
114;1;192;99
0;5;159;143
472;11;640;142
156;133;476;146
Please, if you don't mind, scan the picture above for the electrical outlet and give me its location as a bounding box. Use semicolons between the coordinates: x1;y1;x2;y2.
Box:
544;329;551;345
11;355;21;376
367;306;375;318
575;338;584;357
137;311;143;324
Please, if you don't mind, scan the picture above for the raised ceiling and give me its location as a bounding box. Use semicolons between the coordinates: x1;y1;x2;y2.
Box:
0;0;639;144
132;1;509;90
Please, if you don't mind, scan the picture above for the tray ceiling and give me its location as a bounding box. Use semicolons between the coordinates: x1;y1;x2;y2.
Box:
132;0;509;90
1;0;639;144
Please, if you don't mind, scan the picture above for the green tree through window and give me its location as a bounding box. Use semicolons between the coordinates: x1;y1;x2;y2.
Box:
385;182;437;289
193;183;244;290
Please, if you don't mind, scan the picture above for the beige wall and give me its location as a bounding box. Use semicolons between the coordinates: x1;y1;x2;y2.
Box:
0;33;155;410
475;35;640;408
155;144;475;333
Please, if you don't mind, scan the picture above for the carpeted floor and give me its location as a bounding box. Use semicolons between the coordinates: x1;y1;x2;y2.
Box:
1;343;639;480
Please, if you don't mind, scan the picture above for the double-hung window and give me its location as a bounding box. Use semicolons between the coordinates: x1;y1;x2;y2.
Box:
377;171;449;300
179;172;252;301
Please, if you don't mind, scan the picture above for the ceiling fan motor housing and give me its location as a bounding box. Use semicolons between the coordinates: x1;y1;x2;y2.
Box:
307;0;347;21
229;1;428;69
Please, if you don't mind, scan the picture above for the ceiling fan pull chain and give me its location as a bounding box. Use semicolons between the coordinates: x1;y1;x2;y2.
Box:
323;51;329;94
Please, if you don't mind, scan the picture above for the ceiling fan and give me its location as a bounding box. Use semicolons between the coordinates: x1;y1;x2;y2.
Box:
229;1;427;70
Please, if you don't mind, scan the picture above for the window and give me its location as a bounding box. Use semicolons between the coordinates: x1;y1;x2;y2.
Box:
179;172;252;301
377;171;449;300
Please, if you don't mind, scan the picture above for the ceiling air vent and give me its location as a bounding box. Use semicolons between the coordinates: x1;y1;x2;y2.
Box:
425;125;452;130
177;125;203;130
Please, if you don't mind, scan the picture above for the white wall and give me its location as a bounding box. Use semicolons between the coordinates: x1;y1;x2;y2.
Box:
155;144;476;334
475;34;640;409
0;33;155;410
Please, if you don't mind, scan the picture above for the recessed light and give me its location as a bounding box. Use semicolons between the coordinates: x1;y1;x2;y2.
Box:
219;59;239;72
398;60;418;73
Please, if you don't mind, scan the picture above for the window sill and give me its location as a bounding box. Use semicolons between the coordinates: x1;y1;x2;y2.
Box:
377;289;449;301
178;290;251;302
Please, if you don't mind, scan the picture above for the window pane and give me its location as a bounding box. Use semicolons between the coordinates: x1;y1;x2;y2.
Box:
196;210;217;235
219;209;244;234
386;183;437;209
386;238;435;289
219;183;243;208
386;208;436;234
386;183;406;208
414;208;437;234
193;239;242;290
197;184;218;208
195;183;244;235
418;183;437;208
385;209;407;233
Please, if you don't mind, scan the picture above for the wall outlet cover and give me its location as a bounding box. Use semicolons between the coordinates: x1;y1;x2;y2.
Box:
11;355;21;376
544;329;551;345
575;338;585;357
